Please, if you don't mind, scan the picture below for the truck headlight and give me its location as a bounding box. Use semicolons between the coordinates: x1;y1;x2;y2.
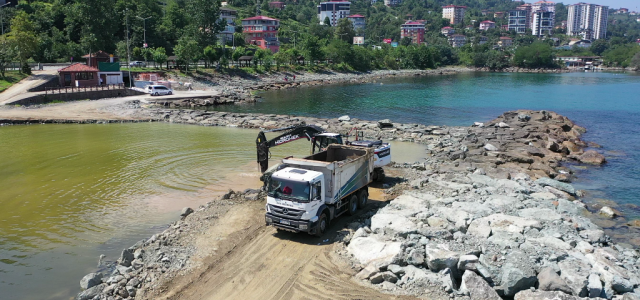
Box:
266;217;273;223
299;224;308;230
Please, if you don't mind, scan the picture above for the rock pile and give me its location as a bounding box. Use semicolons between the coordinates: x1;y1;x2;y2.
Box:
338;111;640;300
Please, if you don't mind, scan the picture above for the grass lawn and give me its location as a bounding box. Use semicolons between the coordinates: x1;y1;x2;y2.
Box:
0;72;29;93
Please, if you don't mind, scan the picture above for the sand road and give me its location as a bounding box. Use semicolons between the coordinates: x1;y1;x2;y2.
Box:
152;189;419;300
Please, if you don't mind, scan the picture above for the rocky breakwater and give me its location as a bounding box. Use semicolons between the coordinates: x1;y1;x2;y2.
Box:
339;111;640;300
73;189;264;300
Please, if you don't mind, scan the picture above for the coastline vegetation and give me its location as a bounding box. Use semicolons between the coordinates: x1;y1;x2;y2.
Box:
0;71;28;92
0;0;638;76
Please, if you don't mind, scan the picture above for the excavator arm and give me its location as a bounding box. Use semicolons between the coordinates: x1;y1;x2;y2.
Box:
256;124;325;173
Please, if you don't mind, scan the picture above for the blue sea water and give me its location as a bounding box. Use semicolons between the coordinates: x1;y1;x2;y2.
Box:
216;71;640;220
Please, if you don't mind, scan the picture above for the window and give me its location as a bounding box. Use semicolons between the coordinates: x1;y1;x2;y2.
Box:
268;179;310;202
74;72;94;80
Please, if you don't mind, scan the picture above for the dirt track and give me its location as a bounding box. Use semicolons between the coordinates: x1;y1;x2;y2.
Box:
150;188;419;300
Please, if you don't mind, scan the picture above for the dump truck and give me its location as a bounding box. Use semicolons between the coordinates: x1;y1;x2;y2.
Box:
264;145;374;236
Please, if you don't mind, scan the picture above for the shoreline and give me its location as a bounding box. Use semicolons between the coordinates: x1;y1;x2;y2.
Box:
64;109;640;300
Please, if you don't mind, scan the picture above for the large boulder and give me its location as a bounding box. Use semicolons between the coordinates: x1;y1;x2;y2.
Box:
460;270;502;300
578;150;606;165
118;248;135;267
535;177;576;195
537;267;573;294
514;290;593;300
588;273;603;298
75;284;105;300
500;251;538;297
347;236;402;266
425;246;459;273
370;213;418;234
80;272;103;290
558;258;591;297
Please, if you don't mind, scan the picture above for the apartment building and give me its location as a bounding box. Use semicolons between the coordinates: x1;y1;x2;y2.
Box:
317;1;351;26
448;34;467;48
532;11;554;36
442;5;467;25
218;8;237;45
508;9;529;33
567;3;608;40
347;14;366;31
384;0;402;7
242;16;280;53
532;1;555;14
401;21;425;44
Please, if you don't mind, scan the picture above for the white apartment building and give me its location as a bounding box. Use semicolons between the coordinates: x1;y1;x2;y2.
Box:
218;8;237;45
384;0;402;6
532;1;555;14
532;11;554;36
567;3;608;40
317;1;351;26
442;5;467;25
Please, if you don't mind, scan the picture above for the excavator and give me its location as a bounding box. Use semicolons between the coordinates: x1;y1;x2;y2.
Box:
256;123;390;182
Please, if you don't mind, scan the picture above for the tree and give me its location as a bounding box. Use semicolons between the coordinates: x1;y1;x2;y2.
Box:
631;52;640;71
203;45;220;67
514;41;556;69
231;46;245;64
153;47;168;68
400;37;412;46
186;0;227;46
174;36;201;71
0;37;13;78
323;17;331;26
335;18;355;43
303;36;324;64
590;39;609;56
7;11;38;73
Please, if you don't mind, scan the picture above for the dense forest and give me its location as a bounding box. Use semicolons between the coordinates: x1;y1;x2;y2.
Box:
0;0;639;73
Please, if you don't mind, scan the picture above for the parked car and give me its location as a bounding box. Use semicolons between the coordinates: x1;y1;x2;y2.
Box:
129;61;146;67
145;85;173;96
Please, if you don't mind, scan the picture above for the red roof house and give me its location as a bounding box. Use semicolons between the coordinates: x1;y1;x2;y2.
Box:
58;63;100;87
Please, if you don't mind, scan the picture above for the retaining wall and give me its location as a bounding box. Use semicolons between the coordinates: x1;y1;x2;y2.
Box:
10;89;146;105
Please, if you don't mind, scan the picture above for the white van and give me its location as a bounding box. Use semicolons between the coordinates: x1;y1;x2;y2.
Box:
145;85;173;96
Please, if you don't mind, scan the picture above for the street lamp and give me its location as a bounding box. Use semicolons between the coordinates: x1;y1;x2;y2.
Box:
1;2;11;35
137;15;152;66
124;9;133;87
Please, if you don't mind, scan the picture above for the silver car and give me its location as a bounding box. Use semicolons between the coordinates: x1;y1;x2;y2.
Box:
145;85;173;96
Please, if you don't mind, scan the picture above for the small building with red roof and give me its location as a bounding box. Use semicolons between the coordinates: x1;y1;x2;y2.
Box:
347;14;366;31
441;26;455;36
242;16;280;53
479;20;496;31
269;1;285;10
498;36;513;48
58;63;100;87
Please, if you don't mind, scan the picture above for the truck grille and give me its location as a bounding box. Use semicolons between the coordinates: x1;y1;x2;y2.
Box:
268;205;305;220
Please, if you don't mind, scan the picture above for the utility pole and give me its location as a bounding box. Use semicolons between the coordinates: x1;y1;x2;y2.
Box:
0;2;10;35
137;15;152;67
125;9;133;87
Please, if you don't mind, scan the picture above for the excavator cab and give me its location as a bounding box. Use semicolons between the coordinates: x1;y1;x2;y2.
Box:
312;133;344;154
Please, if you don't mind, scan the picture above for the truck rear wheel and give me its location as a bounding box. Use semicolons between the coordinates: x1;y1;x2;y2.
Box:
315;213;328;237
357;189;368;209
375;168;385;182
348;195;358;216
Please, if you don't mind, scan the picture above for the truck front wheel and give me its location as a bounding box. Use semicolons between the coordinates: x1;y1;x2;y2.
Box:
315;213;328;237
357;189;368;209
348;195;358;216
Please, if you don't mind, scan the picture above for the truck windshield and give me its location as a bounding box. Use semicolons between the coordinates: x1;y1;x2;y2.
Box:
268;179;310;203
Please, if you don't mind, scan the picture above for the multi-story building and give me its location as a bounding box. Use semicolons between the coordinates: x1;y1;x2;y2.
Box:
347;14;366;31
477;36;488;45
532;1;555;14
494;12;505;18
401;21;425;44
448;34;466;48
441;26;455;36
498;36;513;47
242;16;280;53
317;1;351;26
218;8;237;45
442;5;467;25
479;20;496;31
508;9;529;33
384;0;402;6
567;3;608;40
532;11;554;36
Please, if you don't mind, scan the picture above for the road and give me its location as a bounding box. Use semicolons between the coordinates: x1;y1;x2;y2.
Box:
0;90;219;121
0;70;58;105
149;186;419;300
